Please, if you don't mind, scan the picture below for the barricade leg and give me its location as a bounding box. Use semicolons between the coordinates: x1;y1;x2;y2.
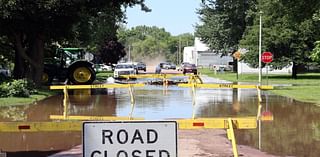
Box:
128;85;135;120
227;118;239;157
63;86;69;119
191;84;196;119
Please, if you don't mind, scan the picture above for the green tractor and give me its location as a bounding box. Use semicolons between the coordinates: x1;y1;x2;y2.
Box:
42;48;96;85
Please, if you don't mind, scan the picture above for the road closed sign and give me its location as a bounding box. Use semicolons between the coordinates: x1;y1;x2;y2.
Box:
83;121;177;157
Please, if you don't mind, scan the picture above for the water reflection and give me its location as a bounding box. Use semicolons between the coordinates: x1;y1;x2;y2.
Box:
0;85;320;156
236;92;320;157
0;105;29;121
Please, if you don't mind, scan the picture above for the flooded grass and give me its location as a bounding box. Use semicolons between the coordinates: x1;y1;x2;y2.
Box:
273;86;320;105
199;69;320;105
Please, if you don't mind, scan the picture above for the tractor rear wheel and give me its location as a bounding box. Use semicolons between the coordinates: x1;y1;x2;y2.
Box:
69;65;96;85
41;71;54;85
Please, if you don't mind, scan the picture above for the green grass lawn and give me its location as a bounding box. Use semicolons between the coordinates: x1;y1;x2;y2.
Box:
199;68;320;105
96;71;113;82
0;89;57;106
0;72;113;106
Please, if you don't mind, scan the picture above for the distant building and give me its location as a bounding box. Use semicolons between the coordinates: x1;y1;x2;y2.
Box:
183;38;233;69
183;38;292;74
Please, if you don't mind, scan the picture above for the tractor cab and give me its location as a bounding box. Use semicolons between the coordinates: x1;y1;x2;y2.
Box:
42;48;96;85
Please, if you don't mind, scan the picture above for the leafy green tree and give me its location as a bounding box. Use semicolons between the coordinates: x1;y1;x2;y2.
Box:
0;0;148;85
117;25;194;64
100;39;126;65
196;0;253;72
0;35;14;66
311;41;320;62
196;0;252;54
0;0;84;83
118;26;171;62
167;33;194;64
241;0;320;79
311;11;320;63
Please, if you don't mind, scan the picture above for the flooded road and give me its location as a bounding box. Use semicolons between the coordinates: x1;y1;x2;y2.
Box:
0;77;320;156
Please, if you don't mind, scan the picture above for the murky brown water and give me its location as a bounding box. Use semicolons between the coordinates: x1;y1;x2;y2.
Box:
1;80;320;156
236;93;320;157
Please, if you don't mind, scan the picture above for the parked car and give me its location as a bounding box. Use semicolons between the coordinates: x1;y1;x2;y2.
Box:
94;64;112;72
134;62;146;72
167;63;176;70
182;63;197;74
177;62;190;71
113;63;136;79
0;64;11;80
155;64;161;74
159;62;176;70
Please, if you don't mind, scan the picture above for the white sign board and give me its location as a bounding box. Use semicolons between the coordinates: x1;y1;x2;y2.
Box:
83;121;177;157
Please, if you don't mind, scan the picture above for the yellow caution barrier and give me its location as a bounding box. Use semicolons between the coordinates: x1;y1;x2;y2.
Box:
178;83;273;90
0;121;82;132
50;83;145;90
50;115;144;121
0;117;256;132
176;117;257;130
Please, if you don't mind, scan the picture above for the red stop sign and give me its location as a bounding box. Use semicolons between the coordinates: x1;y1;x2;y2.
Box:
262;52;273;63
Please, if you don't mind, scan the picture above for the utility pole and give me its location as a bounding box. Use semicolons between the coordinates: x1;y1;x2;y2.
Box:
176;46;179;65
128;45;131;62
178;37;181;64
258;11;263;85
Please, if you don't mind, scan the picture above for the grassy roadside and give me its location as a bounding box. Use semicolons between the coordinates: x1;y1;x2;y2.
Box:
0;89;57;106
0;71;113;106
199;68;320;105
96;71;113;82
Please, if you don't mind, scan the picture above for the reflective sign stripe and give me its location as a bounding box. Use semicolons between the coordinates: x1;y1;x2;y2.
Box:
193;122;205;127
18;125;31;130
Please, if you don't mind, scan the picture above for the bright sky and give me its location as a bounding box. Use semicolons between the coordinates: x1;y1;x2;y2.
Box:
125;0;201;36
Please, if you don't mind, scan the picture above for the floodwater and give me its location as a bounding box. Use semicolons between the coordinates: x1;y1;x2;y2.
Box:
1;77;320;157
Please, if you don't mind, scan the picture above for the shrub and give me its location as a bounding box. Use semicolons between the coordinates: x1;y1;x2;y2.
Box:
0;79;31;98
0;83;9;97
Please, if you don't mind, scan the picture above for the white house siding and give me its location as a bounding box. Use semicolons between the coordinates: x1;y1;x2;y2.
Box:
183;46;196;64
183;38;232;67
194;37;209;51
196;51;233;67
238;62;292;74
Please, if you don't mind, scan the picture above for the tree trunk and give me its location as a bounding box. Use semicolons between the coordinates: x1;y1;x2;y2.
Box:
13;32;28;79
13;32;44;86
29;33;45;86
13;47;26;79
292;61;298;79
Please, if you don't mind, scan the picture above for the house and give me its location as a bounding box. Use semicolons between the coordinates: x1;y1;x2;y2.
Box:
183;38;233;70
183;37;292;74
